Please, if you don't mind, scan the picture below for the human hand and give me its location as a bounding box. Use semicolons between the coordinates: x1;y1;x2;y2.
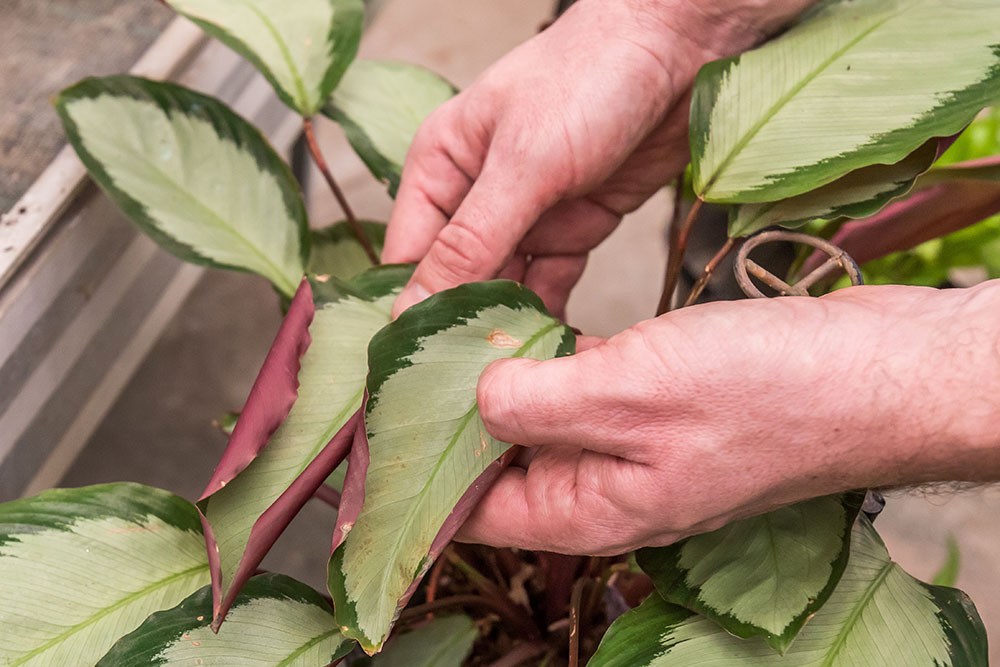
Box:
458;282;1000;555
382;0;816;319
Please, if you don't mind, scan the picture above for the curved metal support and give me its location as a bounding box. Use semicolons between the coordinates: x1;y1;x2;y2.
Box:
734;230;863;298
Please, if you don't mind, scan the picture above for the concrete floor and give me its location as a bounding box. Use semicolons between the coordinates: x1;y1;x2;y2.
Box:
59;0;998;659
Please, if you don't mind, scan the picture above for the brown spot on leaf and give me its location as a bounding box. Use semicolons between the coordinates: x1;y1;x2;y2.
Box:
486;329;522;348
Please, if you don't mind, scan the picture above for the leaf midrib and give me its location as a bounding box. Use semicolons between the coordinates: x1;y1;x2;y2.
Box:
367;318;561;632
238;0;310;111
12;561;208;666
818;561;894;667
701;3;909;198
274;627;342;667
135;151;298;295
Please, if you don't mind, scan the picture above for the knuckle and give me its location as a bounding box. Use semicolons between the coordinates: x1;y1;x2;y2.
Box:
427;219;497;283
477;360;528;440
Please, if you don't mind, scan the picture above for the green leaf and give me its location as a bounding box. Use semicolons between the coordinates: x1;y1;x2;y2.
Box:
938;107;1000;166
97;574;351;666
932;536;962;588
199;265;413;620
691;0;1000;204
308;220;387;281
328;280;575;653
323;60;458;196
0;483;210;667
357;615;478;667
729;140;940;237
55;75;309;297
214;411;240;436
636;494;862;654
590;517;988;666
166;0;363;115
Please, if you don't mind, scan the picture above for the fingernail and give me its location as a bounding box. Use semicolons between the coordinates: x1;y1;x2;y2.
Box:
393;282;431;317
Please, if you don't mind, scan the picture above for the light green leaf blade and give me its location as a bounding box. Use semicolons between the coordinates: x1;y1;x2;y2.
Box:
691;0;1000;203
308;220;387;281
932;536;962;588
636;494;862;653
323;60;458;196
329;280;575;653
97;574;351;666
357;615;478;667
590;517;988;666
0;483;210;667
166;0;363;115
55;75;308;297
199;265;413;610
729;140;940;237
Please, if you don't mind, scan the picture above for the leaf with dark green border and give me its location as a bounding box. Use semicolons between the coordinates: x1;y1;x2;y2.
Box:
355;615;477;667
729;140;941;237
308;220;386;281
97;574;351;666
199;265;413;630
0;483;210;666
323;60;457;196
691;0;1000;204
166;0;363;115
55;75;309;297
591;517;988;666
328;280;574;653
802;155;1000;277
636;494;863;654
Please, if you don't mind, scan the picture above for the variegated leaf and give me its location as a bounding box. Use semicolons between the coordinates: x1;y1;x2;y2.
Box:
636;494;862;654
691;0;1000;204
166;0;363;115
199;265;412;627
97;574;351;666
323;60;457;196
807;157;1000;280
55;76;308;297
729;140;940;237
0;483;210;667
328;281;575;653
937;107;1000;166
308;220;387;281
356;615;477;667
591;518;987;666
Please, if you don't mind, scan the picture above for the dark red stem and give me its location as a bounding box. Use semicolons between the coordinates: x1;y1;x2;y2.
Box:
301;117;380;265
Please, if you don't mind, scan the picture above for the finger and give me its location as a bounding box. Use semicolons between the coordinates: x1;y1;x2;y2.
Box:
382;109;478;265
523;254;587;320
393;147;564;316
496;253;527;282
575;335;604;352
456;447;655;555
519;197;621;256
476;338;665;463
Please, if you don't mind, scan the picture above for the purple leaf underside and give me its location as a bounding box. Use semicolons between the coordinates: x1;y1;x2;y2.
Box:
803;155;1000;274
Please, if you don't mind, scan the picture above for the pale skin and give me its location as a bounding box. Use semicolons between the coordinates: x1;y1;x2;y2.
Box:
382;0;1000;555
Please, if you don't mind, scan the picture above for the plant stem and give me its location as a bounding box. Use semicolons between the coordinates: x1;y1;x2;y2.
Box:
423;548;450;620
568;578;587;667
657;197;704;315
311;484;341;509
398;595;538;638
487;642;548;667
683;237;740;308
443;550;541;639
301;117;380;265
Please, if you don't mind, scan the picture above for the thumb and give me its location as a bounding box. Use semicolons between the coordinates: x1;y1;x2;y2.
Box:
476;349;630;458
392;155;564;317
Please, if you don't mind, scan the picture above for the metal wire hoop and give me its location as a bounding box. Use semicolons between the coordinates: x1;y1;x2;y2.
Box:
734;230;863;298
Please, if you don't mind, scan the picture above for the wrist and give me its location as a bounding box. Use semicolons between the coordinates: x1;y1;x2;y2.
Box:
823;283;1000;490
636;0;820;58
